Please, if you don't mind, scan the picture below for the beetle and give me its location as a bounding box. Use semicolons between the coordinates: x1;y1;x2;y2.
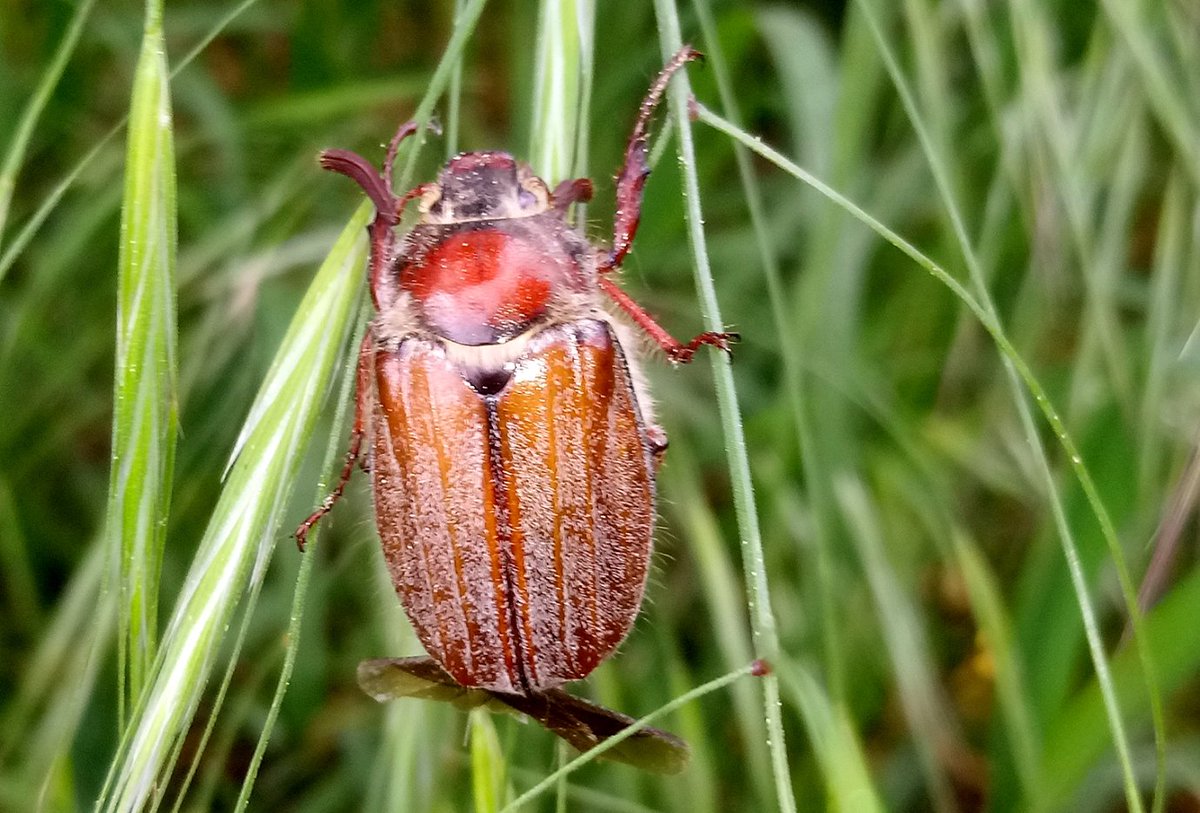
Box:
296;46;735;697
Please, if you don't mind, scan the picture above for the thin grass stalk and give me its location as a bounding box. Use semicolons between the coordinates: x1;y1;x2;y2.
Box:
107;0;179;723
697;101;1164;813
659;441;771;807
651;4;796;812
853;2;1165;808
0;0;97;259
687;1;837;787
445;0;467;157
232;303;367;812
778;661;884;813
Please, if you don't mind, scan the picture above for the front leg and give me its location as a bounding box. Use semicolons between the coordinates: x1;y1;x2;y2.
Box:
600;46;702;275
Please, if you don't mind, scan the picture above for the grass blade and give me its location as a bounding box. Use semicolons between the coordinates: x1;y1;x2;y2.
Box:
107;0;179;719
96;200;367;812
651;4;797;811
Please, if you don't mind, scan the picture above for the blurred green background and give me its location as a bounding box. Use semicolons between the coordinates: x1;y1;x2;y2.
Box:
2;0;1199;810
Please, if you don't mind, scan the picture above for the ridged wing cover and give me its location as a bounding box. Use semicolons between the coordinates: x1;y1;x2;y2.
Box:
371;319;654;694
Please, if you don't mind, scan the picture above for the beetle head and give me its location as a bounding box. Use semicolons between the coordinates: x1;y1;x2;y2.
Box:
421;152;551;223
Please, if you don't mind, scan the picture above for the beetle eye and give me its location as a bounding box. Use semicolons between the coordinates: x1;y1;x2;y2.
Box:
518;188;538;208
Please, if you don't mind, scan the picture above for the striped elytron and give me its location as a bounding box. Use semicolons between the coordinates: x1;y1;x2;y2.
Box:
297;46;735;696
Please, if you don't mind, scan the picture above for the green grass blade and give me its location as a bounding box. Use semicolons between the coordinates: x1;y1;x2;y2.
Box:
107;0;179;719
470;709;506;813
853;2;1165;806
529;0;594;182
96;200;368;812
651;4;796;811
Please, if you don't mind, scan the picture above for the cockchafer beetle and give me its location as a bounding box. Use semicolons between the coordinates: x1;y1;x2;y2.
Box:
297;46;736;697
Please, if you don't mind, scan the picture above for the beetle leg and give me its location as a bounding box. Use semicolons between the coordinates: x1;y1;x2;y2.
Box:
295;333;376;551
599;46;702;275
599;277;738;364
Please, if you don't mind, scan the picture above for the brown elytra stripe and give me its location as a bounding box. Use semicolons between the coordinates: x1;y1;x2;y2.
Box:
485;397;533;692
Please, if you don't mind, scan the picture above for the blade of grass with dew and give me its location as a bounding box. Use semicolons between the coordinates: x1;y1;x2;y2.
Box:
650;4;796;811
95;197;368;812
658;439;771;808
696;101;1168;812
107;0;179;721
693;0;845;718
500;664;756;813
778;661;884;813
0;0;97;252
854;2;1165;807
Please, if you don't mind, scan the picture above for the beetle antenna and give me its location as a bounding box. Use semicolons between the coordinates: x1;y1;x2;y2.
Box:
320;149;397;224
